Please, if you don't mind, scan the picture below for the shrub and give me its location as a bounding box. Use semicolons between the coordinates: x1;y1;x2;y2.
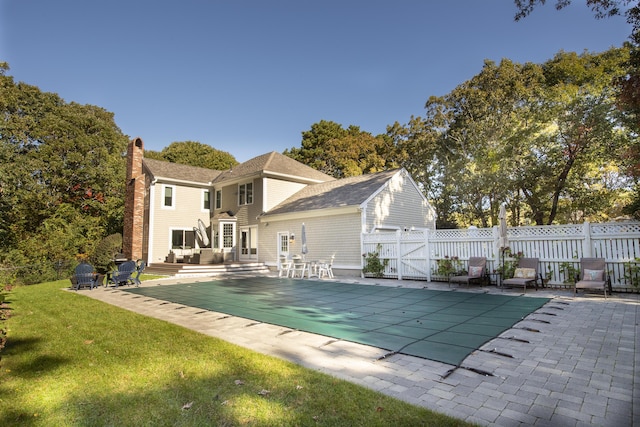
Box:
435;256;463;277
362;244;389;278
89;233;123;273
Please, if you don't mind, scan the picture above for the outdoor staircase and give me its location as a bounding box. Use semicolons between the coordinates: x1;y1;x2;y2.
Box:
145;262;271;278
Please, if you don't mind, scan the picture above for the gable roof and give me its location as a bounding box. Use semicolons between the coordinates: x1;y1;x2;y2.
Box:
263;169;402;217
143;158;222;185
213;151;334;184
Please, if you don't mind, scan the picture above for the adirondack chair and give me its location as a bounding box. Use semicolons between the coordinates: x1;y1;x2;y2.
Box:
128;260;146;286
72;262;99;290
108;260;137;288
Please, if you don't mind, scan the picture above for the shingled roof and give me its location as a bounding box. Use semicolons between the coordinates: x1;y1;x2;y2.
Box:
143;158;222;184
263;169;402;216
213;152;334;184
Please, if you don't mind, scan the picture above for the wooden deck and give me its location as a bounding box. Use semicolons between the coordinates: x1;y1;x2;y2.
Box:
144;261;271;277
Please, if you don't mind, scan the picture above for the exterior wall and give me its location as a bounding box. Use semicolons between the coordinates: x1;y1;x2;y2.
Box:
259;211;362;273
263;178;307;211
214;178;262;226
148;181;211;263
363;170;436;232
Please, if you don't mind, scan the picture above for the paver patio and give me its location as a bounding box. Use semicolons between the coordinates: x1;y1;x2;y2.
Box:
76;274;639;426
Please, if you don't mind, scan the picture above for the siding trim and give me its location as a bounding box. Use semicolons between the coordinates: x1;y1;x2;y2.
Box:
262;205;360;222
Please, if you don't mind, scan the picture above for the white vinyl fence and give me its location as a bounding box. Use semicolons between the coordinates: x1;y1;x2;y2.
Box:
361;221;640;290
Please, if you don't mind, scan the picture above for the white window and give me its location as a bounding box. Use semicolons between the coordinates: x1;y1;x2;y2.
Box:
215;189;222;210
222;223;234;249
171;229;195;249
238;182;253;205
202;190;210;211
162;185;175;209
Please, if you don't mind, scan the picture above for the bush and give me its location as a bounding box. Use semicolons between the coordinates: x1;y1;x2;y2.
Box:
362;244;389;277
89;233;122;273
435;256;463;277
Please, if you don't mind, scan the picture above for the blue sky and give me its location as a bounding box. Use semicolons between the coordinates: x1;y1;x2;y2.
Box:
1;1;631;162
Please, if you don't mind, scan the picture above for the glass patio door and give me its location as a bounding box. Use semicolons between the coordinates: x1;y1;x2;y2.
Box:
239;226;257;261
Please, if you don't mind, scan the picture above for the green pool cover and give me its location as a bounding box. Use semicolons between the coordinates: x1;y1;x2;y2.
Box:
125;278;549;366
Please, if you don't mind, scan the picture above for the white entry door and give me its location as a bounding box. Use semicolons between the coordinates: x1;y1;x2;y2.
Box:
277;232;290;267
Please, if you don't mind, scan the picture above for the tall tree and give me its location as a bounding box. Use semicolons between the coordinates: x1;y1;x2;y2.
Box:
284;120;399;178
514;0;640;218
144;141;238;170
389;47;633;227
0;63;128;282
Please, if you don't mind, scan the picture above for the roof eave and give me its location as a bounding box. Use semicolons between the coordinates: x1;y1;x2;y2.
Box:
259;205;360;222
151;177;215;187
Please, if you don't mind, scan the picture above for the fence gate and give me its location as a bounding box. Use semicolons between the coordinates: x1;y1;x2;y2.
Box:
362;229;431;281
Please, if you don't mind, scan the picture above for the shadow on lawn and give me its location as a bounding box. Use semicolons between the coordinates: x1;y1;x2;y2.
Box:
2;336;70;378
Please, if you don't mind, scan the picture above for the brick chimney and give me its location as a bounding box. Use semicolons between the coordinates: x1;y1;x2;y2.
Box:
123;137;145;261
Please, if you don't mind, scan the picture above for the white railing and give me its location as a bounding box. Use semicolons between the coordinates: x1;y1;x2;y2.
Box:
361;221;640;290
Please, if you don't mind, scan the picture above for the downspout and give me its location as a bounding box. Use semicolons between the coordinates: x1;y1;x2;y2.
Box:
360;205;366;278
148;179;156;263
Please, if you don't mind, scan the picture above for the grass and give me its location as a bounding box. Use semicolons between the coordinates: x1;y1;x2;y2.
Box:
0;279;473;426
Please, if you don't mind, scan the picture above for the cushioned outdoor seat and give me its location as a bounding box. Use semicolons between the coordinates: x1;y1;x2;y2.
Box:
502;257;540;293
449;257;486;287
574;257;610;299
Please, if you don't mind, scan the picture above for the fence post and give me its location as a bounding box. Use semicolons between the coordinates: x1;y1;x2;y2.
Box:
425;229;431;282
583;221;592;258
492;225;500;261
396;230;402;281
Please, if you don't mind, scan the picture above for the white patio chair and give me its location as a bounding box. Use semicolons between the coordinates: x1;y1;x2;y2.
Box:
290;256;307;278
278;256;292;278
318;256;334;279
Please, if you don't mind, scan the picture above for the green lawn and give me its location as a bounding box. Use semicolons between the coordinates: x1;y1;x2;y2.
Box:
0;280;472;426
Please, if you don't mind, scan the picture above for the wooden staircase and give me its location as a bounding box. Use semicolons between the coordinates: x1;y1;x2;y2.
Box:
145;262;271;277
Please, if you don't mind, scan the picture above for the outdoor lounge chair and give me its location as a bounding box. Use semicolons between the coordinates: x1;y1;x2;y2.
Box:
502;257;541;293
72;262;100;290
108;260;137;288
575;257;610;299
449;257;487;287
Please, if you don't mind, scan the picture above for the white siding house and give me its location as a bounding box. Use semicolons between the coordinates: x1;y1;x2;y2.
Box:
258;169;436;275
125;141;437;276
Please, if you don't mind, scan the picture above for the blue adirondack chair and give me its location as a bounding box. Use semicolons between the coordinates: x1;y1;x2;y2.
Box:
108;260;137;288
128;260;146;286
73;263;99;290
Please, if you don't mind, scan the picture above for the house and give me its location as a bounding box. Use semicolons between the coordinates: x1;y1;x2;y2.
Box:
123;137;437;276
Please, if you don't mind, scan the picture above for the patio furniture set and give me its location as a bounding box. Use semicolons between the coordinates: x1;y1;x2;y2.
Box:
278;255;334;279
448;256;611;298
71;260;145;290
